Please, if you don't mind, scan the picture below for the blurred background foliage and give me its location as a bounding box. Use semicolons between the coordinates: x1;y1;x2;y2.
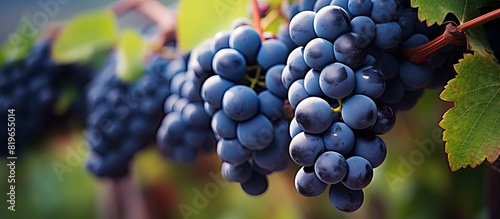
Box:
0;1;490;219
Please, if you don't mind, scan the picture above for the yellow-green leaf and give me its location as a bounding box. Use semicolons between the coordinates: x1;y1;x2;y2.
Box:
0;16;38;66
439;53;500;171
411;0;497;54
178;0;248;51
52;10;118;64
116;30;147;83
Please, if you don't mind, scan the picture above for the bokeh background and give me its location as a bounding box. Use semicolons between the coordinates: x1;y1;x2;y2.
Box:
0;1;494;219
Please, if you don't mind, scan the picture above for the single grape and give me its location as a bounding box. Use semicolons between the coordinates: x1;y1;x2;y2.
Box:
371;104;395;135
303;38;336;71
303;69;324;96
333;33;367;69
348;0;373;16
221;162;253;183
289;132;325;166
217;139;252;166
342;156;373;190
353;66;386;99
257;39;289;70
265;64;288;99
351;135;387;168
258;90;284;122
201;75;235;108
222;85;259;121
350;16;376;47
374;22;402;49
236;114;274;150
284;47;310;88
295;166;327;197
323;122;355;155
288;79;310;109
329;183;364;212
212;49;247;82
213;30;231;51
289;11;317;46
295;97;335;134
241;172;268;196
399;61;433;90
314;6;350;43
319;62;355;99
341;94;377;129
314;151;348;184
211;110;237;138
229;25;262;63
370;0;398;23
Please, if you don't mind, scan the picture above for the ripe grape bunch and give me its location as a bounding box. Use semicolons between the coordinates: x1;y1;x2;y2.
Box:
0;41;92;156
85;54;171;178
198;24;293;196
285;0;460;212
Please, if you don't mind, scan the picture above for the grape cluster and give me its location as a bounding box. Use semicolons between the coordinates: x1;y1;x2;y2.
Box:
85;54;170;178
0;41;92;156
284;0;459;212
156;46;217;163
198;25;292;196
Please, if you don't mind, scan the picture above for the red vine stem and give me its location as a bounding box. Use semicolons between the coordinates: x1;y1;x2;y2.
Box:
401;8;500;63
250;0;265;42
111;0;177;54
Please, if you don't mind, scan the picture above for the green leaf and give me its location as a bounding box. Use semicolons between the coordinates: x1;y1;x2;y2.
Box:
411;0;496;54
116;30;147;83
52;10;118;64
178;0;248;51
439;53;500;171
0;16;38;66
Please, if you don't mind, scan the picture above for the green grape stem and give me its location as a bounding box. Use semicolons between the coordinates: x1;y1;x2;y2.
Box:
400;8;500;63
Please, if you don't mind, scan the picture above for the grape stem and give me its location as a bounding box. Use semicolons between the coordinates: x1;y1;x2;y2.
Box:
111;0;177;55
250;0;264;41
400;8;500;63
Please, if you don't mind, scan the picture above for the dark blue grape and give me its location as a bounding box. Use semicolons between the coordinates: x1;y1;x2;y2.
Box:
323;122;355;155
314;6;350;43
319;62;355;99
295;166;327;197
342;156;373;190
289;11;317;46
341;94;377;129
333;33;367;69
295;97;335;134
329;183;364;212
314;151;348;184
289;132;325;166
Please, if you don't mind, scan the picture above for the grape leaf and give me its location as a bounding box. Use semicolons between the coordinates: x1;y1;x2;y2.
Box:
178;0;248;51
439;53;500;171
411;0;496;54
52;10;118;64
116;30;147;83
0;16;37;66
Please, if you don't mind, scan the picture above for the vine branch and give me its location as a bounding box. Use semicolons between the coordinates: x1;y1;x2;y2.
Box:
250;0;264;41
401;8;500;63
